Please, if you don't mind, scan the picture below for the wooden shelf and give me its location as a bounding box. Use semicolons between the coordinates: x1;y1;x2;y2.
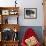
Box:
0;7;19;15
0;7;19;10
0;7;20;46
2;40;19;42
1;40;19;46
0;7;19;24
0;24;20;32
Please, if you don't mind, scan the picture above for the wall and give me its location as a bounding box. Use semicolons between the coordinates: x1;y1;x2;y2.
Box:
18;26;43;44
17;0;44;26
0;0;44;26
0;0;44;44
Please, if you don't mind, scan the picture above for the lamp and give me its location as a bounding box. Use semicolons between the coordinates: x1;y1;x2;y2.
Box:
15;0;17;7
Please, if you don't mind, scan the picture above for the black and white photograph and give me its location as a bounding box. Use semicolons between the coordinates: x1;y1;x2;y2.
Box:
24;8;37;19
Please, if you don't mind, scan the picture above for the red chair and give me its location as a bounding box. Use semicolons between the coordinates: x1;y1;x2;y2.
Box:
21;28;41;46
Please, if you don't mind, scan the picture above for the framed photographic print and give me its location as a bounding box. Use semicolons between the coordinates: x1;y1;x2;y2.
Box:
2;10;9;15
24;8;37;19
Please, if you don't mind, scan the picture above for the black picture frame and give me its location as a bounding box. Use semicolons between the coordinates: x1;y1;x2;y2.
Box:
24;8;37;19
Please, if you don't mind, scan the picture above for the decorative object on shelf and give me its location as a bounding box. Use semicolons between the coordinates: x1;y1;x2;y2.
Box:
2;16;8;24
14;28;17;32
9;10;18;15
13;28;18;41
1;28;19;41
1;28;13;41
24;8;37;19
5;18;8;24
13;32;18;41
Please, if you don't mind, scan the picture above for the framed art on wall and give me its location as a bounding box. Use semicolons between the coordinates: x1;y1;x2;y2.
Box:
2;10;9;15
24;8;37;19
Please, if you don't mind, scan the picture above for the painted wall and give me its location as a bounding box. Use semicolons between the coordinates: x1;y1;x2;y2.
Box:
18;0;44;26
0;0;44;26
18;26;43;44
0;0;44;44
